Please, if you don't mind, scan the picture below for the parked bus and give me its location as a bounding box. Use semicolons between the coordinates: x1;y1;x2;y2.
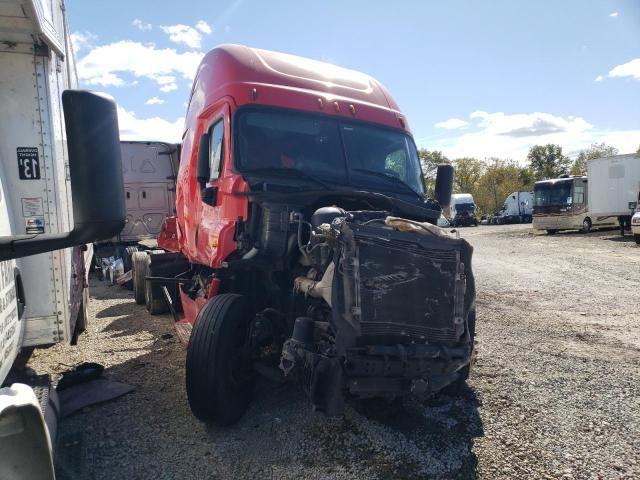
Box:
532;175;616;234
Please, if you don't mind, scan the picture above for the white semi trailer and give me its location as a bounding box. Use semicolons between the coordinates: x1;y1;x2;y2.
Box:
588;154;640;235
0;1;125;478
0;0;88;353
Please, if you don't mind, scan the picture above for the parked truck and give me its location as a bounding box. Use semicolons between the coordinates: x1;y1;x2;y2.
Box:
94;141;180;287
0;1;125;478
587;154;640;236
491;191;533;224
138;45;476;425
449;193;478;227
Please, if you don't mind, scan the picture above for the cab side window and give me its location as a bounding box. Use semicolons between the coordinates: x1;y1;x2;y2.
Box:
210;119;224;180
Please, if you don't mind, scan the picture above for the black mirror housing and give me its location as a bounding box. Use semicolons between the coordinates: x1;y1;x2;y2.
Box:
197;133;210;191
434;164;454;209
0;90;125;260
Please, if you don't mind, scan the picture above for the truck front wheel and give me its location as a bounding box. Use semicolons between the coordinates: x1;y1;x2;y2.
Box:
132;251;147;305
186;294;255;424
635;235;640;245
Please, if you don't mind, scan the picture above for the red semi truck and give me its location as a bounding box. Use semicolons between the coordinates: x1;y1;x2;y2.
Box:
141;45;475;425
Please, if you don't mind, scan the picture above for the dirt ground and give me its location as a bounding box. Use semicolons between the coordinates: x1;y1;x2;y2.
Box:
27;224;640;480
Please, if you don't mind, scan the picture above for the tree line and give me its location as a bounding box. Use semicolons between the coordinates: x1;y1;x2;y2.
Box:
420;141;638;216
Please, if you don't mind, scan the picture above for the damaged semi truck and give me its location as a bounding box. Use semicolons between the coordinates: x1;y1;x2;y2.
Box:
146;45;476;424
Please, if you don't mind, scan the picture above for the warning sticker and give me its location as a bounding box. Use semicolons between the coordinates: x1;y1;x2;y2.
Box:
25;217;45;234
21;197;44;217
17;147;41;180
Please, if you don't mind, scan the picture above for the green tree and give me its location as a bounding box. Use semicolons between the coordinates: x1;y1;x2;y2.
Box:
475;158;528;215
570;142;619;176
527;144;571;180
518;167;535;191
418;148;450;195
451;157;484;194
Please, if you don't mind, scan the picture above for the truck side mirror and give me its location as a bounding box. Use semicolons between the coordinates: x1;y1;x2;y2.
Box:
196;132;218;206
434;164;454;209
197;133;210;191
0;90;125;261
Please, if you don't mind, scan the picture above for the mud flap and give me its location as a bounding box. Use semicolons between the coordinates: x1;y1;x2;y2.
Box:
307;355;344;416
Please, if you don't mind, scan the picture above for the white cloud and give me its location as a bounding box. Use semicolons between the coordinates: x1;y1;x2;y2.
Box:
160;21;212;49
595;75;604;82
70;31;97;54
145;96;165;105
159;83;178;92
609;11;619;18
117;106;183;142
132;19;152;30
76;40;204;89
195;20;212;34
607;58;640;80
434;118;470;129
423;110;640;161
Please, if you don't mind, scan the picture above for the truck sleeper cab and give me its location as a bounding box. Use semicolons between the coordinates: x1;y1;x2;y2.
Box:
94;141;180;288
150;45;475;424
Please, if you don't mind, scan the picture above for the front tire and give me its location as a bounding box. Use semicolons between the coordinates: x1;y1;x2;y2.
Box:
145;255;168;315
123;246;138;290
581;218;592;234
186;294;255;424
635;235;640;245
546;229;557;235
132;251;147;305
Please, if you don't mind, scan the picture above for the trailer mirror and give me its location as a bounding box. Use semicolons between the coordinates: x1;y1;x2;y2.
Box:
0;90;125;261
434;164;454;209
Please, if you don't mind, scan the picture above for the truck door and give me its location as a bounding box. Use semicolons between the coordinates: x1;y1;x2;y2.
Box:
187;103;248;267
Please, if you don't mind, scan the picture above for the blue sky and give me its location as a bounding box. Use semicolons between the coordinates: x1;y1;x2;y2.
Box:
67;0;640;161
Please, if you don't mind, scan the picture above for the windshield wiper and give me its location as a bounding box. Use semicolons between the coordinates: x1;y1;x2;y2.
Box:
242;167;333;191
350;168;424;202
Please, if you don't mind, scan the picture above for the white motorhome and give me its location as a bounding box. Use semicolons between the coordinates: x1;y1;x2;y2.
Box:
588;154;640;235
0;1;125;478
493;191;533;224
449;193;478;227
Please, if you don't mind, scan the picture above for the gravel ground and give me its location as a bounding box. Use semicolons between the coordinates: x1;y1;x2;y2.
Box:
27;224;640;479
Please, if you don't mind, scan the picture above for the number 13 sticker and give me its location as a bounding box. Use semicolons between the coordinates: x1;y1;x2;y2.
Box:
17;147;41;180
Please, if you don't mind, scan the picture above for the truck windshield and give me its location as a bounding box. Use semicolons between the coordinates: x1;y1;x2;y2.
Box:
456;203;475;212
235;109;425;195
534;182;573;207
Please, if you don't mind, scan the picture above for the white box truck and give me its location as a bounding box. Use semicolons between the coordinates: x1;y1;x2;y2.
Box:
588;154;640;235
0;1;125;478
